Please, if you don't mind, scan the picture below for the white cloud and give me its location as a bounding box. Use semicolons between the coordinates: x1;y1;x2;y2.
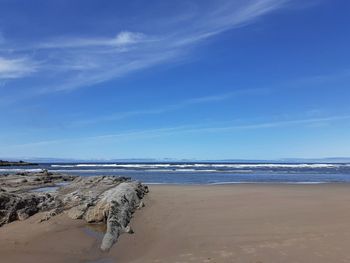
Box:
37;31;146;49
112;31;145;46
1;0;289;90
171;0;288;46
0;57;38;79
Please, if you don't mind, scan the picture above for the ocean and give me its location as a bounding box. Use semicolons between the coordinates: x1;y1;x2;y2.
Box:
1;162;350;184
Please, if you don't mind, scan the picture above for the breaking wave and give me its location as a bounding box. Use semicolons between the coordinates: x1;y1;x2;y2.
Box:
50;163;345;169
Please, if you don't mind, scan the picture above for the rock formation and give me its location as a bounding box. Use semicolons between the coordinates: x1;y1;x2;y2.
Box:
0;160;38;166
0;171;148;251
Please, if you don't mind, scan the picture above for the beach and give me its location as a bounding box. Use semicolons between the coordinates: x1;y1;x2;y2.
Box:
1;184;350;262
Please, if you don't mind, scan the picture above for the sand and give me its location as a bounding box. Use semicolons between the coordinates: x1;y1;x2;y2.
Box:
1;184;350;262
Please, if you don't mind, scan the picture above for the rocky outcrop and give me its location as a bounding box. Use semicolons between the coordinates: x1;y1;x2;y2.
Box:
0;160;37;166
59;177;148;251
0;191;55;226
98;182;145;251
0;172;148;251
0;170;75;193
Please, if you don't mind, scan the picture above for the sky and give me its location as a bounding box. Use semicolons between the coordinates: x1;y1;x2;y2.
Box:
0;0;350;160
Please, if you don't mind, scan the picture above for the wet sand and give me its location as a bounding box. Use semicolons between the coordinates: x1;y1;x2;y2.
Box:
1;184;350;262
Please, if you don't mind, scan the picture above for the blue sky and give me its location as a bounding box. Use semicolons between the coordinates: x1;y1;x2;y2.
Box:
0;0;350;160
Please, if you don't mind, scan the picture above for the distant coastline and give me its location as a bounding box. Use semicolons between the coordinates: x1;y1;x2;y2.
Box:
0;160;38;167
1;157;350;164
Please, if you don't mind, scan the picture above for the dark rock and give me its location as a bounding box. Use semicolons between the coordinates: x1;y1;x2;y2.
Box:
0;160;38;167
0;192;52;226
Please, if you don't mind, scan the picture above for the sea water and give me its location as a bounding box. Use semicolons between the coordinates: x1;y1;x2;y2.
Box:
1;162;350;184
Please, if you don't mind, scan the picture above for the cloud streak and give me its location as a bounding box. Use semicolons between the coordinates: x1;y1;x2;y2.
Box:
37;31;147;49
0;57;38;79
75;88;269;126
6;114;349;149
0;0;289;91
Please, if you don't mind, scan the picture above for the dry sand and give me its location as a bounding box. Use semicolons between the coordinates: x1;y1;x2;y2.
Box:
1;184;350;262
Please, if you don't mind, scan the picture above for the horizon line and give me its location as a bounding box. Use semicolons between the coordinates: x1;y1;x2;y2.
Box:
2;156;350;163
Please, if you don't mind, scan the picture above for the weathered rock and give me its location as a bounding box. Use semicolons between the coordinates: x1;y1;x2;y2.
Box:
57;177;148;251
99;182;147;251
0;172;148;251
0;170;75;193
0;191;54;226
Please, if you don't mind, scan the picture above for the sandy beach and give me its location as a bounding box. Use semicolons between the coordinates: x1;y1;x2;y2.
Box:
1;184;350;262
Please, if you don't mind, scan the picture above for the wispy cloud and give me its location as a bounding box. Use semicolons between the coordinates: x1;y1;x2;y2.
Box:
171;0;288;45
0;57;38;79
0;0;289;92
37;31;147;49
91;115;350;140
180;115;350;133
6;114;350;149
75;88;269;126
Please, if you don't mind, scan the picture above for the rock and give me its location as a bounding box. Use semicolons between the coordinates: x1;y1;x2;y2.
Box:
0;160;37;167
83;181;148;251
58;178;148;251
0;172;148;251
66;204;89;219
0;192;53;226
17;209;31;221
138;201;145;209
0;171;74;193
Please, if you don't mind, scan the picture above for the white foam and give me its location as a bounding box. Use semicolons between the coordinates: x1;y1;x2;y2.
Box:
208;181;327;185
49;163;343;170
211;164;339;169
51;165;76;168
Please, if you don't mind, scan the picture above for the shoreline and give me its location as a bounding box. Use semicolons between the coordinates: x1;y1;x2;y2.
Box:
2;161;350;186
144;181;350;186
1;183;350;262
